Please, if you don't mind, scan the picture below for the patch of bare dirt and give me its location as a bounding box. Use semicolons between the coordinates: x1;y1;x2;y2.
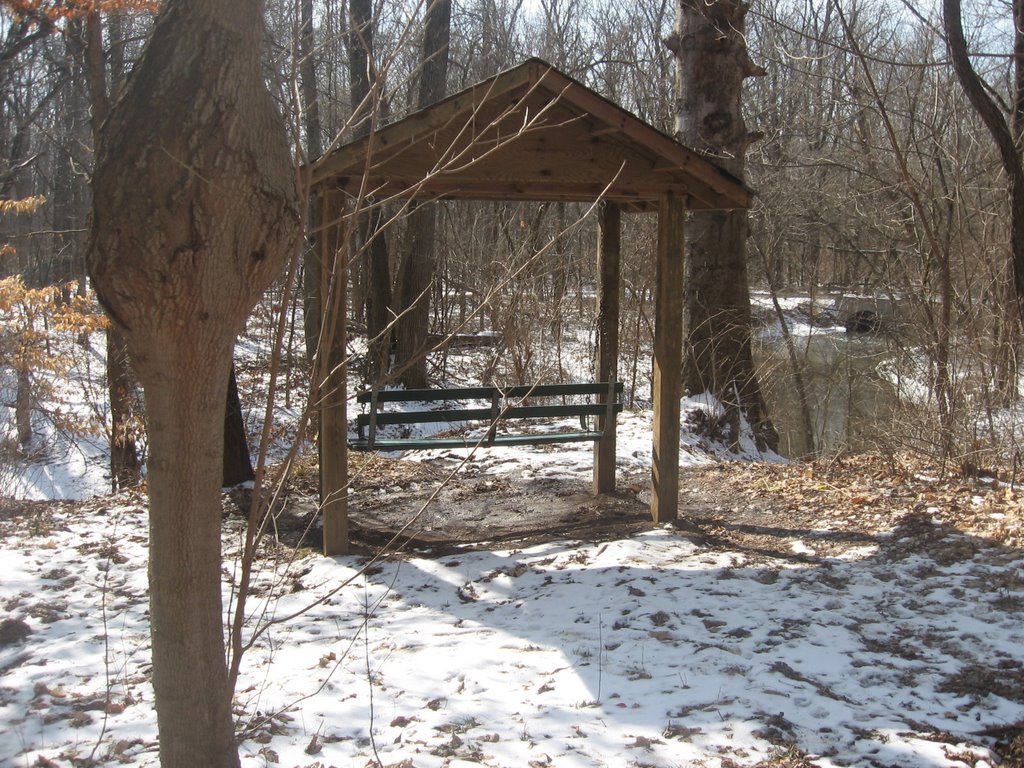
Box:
266;451;1024;562
270;452;657;556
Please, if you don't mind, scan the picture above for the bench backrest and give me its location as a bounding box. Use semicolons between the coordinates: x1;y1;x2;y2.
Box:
351;381;623;451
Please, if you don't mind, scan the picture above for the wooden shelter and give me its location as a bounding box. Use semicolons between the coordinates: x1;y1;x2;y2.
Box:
311;58;750;555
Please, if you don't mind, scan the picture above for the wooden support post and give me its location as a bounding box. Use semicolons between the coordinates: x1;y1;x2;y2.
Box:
651;192;684;523
593;201;621;495
320;192;350;555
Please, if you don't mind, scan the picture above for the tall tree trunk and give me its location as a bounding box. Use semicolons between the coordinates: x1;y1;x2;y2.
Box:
50;56;77;291
83;11;142;490
300;0;324;363
669;0;777;452
223;362;255;486
394;0;452;389
87;2;301;765
15;366;32;447
106;326;141;489
349;0;393;383
944;0;1024;397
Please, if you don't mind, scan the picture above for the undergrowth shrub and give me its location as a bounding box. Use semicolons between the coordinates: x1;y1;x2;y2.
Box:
0;276;108;488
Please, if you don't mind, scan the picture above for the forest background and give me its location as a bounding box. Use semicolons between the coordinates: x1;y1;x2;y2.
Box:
4;1;1024;766
4;0;1023;490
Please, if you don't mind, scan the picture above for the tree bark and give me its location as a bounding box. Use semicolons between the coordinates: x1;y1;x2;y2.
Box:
106;325;141;490
15;366;32;447
943;0;1024;389
86;2;301;765
349;0;393;383
82;10;142;490
394;0;452;389
223;363;255;486
300;0;324;363
670;0;777;452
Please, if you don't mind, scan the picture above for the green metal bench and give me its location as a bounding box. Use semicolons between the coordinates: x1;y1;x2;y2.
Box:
349;381;623;451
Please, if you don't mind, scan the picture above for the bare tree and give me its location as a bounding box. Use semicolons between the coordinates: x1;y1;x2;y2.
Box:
943;0;1023;397
668;0;776;451
87;1;301;764
394;0;452;388
300;0;324;363
79;9;144;490
349;0;395;381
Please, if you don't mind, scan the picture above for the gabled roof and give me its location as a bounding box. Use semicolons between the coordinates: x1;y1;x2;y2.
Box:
310;58;750;212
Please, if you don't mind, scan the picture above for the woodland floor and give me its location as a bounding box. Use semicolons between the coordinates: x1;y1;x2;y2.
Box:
253;450;1024;765
4;452;1024;766
269;451;1024;561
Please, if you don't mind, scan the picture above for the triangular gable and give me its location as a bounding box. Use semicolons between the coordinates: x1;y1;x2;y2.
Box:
311;58;750;212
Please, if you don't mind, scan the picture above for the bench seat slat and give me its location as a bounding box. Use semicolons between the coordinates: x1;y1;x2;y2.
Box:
356;402;624;429
358;386;497;403
349;431;607;451
504;403;623;420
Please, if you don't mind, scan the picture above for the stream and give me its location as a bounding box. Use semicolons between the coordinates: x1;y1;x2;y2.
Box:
754;330;899;457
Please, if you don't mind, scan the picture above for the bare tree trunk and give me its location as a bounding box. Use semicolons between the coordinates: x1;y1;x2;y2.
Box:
83;11;142;490
87;2;301;765
222;362;254;486
364;209;393;381
15;366;31;447
394;0;452;389
669;0;777;452
106;326;141;489
944;0;1024;395
349;0;393;382
49;52;77;291
300;0;323;363
143;349;240;767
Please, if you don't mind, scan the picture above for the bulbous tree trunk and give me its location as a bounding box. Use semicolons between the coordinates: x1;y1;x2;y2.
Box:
669;0;777;452
87;1;301;765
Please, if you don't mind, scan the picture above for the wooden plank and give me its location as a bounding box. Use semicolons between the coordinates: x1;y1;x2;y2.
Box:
310;62;538;185
359;407;496;427
357;382;622;402
351;431;607;452
334;176;671;207
358;385;496;402
360;403;619;427
594;202;621;495
320;191;350;556
651;192;684;523
505;403;622;419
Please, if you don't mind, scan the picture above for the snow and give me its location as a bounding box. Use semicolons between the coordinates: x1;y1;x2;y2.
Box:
749;292;847;338
3;432;112;500
1;337;115;501
2;306;1022;766
2;411;1022;767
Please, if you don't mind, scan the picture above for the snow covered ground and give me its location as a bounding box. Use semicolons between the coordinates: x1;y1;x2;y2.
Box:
2;299;1023;766
2;410;1023;767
